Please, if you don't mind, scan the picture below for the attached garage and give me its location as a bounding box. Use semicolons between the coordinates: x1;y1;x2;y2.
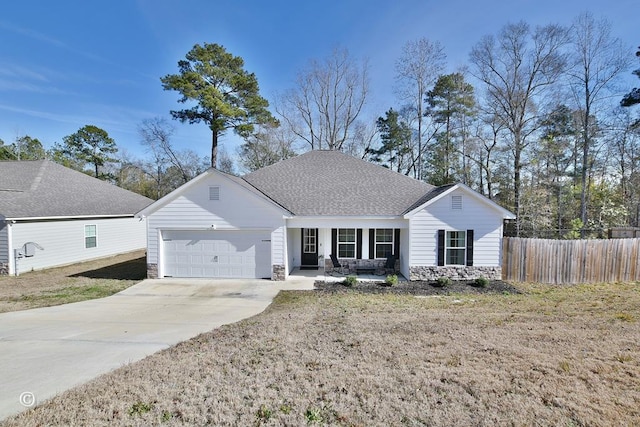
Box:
161;230;272;279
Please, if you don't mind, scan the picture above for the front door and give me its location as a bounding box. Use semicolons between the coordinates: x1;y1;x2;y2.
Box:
301;228;318;268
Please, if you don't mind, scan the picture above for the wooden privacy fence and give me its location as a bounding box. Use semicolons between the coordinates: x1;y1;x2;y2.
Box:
502;237;640;284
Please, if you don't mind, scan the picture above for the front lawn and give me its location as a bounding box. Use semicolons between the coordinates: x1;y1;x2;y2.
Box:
2;282;639;426
0;250;146;313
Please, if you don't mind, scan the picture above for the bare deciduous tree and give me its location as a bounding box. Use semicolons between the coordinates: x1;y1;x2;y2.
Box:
237;123;298;172
568;12;632;228
139;117;208;197
470;21;568;235
276;47;369;151
609;107;640;226
394;38;446;180
342;119;378;160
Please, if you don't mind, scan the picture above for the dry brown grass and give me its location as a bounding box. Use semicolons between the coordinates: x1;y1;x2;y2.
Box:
3;282;640;426
0;250;146;313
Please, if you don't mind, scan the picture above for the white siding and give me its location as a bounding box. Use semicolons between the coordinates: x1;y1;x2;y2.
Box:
318;228;331;260
11;217;146;275
400;227;410;278
0;220;8;266
409;188;504;267
146;174;285;267
271;226;286;266
287;228;299;271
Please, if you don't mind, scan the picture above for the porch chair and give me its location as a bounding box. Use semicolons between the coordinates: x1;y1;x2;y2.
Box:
384;254;397;275
330;254;347;275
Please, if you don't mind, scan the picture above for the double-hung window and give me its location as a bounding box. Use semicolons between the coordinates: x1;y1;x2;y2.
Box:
337;228;356;258
445;231;466;265
85;225;97;249
375;229;394;258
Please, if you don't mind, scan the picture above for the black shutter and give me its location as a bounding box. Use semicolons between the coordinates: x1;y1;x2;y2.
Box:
437;229;445;266
394;229;401;257
356;229;363;259
466;229;474;266
369;229;375;259
331;229;337;257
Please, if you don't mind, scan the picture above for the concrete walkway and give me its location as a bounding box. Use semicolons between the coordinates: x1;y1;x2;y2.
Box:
0;276;315;421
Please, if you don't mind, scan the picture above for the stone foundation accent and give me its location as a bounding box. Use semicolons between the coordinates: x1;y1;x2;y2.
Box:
410;266;501;281
324;258;398;275
0;262;8;276
272;264;286;281
147;263;158;279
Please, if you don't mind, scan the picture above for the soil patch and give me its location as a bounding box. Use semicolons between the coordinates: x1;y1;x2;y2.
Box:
315;278;520;295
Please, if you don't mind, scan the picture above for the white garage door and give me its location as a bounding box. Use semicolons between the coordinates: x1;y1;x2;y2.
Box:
162;230;271;278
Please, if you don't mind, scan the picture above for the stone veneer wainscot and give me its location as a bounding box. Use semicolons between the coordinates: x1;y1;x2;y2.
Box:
272;265;286;281
409;266;501;281
147;263;158;279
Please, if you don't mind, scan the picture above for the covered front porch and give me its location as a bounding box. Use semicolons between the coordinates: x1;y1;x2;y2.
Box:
285;220;407;279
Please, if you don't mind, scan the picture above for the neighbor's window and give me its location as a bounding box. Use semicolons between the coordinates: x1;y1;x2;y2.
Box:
337;228;356;258
375;228;394;258
85;225;97;249
445;230;465;265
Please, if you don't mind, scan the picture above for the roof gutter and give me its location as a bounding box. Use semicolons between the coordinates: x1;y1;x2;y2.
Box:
5;214;135;222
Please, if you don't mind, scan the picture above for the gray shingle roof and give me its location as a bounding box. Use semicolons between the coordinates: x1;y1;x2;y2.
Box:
243;150;434;216
403;184;456;214
0;160;154;219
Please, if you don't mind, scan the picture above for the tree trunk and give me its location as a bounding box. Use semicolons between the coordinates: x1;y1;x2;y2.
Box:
211;130;218;169
580;107;590;236
514;150;521;237
513;130;522;237
417;94;423;181
556;184;562;234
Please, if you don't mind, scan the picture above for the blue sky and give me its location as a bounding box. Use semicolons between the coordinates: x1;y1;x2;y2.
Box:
0;0;637;163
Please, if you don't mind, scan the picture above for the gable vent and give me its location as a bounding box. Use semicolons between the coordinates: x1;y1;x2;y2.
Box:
209;186;220;201
451;195;463;210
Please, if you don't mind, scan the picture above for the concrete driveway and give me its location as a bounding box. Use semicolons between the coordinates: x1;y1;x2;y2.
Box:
0;276;315;421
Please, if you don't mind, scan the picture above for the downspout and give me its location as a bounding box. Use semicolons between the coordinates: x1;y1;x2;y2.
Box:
6;220;15;276
14;249;19;276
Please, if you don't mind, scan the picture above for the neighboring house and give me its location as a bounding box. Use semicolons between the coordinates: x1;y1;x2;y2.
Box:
138;150;515;281
0;160;153;275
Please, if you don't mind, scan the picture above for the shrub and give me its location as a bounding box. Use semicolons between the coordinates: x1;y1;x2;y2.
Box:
279;403;292;414
256;404;272;422
128;401;152;417
435;277;451;287
385;274;398;286
161;410;172;422
343;275;357;287
305;407;323;423
474;276;489;288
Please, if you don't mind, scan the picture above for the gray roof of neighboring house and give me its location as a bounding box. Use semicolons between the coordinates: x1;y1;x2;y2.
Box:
243;150;435;216
0;160;154;219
